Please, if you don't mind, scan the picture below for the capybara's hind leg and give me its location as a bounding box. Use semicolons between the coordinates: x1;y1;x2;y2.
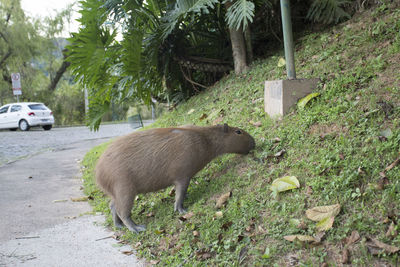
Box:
115;193;146;233
110;200;124;229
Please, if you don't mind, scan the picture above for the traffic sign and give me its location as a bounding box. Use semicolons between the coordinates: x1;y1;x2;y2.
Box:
11;73;22;95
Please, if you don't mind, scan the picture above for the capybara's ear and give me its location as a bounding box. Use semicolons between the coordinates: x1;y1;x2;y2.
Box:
223;123;229;133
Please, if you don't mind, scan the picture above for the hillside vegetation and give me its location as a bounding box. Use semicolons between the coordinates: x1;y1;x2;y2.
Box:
82;4;400;266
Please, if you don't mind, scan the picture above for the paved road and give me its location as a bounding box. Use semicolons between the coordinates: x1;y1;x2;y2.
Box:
0;123;141;166
0;123;149;266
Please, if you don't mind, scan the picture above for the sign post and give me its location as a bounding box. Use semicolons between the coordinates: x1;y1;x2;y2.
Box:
11;73;22;102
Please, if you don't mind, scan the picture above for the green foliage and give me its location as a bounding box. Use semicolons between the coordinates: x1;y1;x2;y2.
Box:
82;5;400;265
307;0;351;24
225;0;255;30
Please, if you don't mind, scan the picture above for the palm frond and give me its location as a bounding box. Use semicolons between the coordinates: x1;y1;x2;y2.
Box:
307;0;350;24
225;0;255;31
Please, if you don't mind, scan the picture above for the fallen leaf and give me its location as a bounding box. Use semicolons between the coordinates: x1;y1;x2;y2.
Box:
274;149;286;158
199;113;208;120
270;176;300;193
345;230;360;245
367;238;400;255
53;199;68;203
306;204;341;222
251;121;262;127
28;176;33;179
187;109;195;114
272;137;281;143
216;191;232;208
193;230;199;237
277;57;286;67
149;259;160;265
195;249;215;260
316;216;335;232
154;229;165;235
71;196;89;202
179;212;194;222
297;92;321;110
386;222;397;239
284;235;318;243
215;211;223;218
146;212;154;217
314;232;326;243
385;154;400;171
122;250;133;255
221;221;233;231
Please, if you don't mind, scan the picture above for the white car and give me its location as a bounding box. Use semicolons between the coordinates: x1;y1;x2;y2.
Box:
0;102;54;131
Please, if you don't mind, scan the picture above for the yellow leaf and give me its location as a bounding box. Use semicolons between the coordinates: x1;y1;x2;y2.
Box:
284;235;317;243
297;92;321;110
306;204;341;222
278;57;286;67
316;216;335;231
270;176;300;193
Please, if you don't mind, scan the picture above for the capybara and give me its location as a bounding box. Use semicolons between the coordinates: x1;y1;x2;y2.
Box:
95;124;255;233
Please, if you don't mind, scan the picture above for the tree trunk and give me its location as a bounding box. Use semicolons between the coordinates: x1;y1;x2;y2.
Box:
225;1;247;75
228;26;247;75
244;26;253;64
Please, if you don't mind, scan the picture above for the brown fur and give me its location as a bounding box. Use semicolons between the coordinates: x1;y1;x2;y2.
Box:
95;124;255;232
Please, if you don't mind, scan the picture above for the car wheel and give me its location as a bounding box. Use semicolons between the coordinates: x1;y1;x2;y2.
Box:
43;125;52;131
19;119;30;131
9;128;17;131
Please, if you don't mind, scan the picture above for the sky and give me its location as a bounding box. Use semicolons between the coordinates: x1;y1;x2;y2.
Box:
21;0;80;36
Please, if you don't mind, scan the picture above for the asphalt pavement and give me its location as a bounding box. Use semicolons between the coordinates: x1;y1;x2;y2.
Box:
0;123;149;266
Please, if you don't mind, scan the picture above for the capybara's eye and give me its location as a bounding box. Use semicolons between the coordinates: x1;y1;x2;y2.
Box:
235;130;242;135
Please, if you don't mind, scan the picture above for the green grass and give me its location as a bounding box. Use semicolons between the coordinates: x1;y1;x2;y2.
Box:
82;5;400;266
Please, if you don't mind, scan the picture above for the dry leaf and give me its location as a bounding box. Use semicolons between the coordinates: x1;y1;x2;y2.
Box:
122;250;133;255
146;212;154;217
386;222;398;238
272;137;281;143
150;260;160;265
70;196;89;202
274;149;286;158
193;230;200;237
179;212;194;222
215;211;223;218
385;154;400;171
199;113;208;120
345;230;360;245
251;121;262;127
53;199;68;203
316;216;335;232
367;238;400;255
187;109;195;114
216;191;232;208
341;248;350;264
306;204;341;222
284;235;318;243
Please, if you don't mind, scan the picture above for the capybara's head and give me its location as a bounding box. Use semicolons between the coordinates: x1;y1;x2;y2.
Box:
219;124;255;155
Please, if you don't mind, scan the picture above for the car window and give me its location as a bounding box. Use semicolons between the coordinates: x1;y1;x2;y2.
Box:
28;104;47;110
0;105;9;114
10;105;22;112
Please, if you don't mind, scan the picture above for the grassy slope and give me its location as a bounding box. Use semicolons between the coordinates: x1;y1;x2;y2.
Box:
82;5;400;266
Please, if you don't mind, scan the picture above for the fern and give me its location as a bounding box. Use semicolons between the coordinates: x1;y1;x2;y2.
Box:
307;0;351;24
